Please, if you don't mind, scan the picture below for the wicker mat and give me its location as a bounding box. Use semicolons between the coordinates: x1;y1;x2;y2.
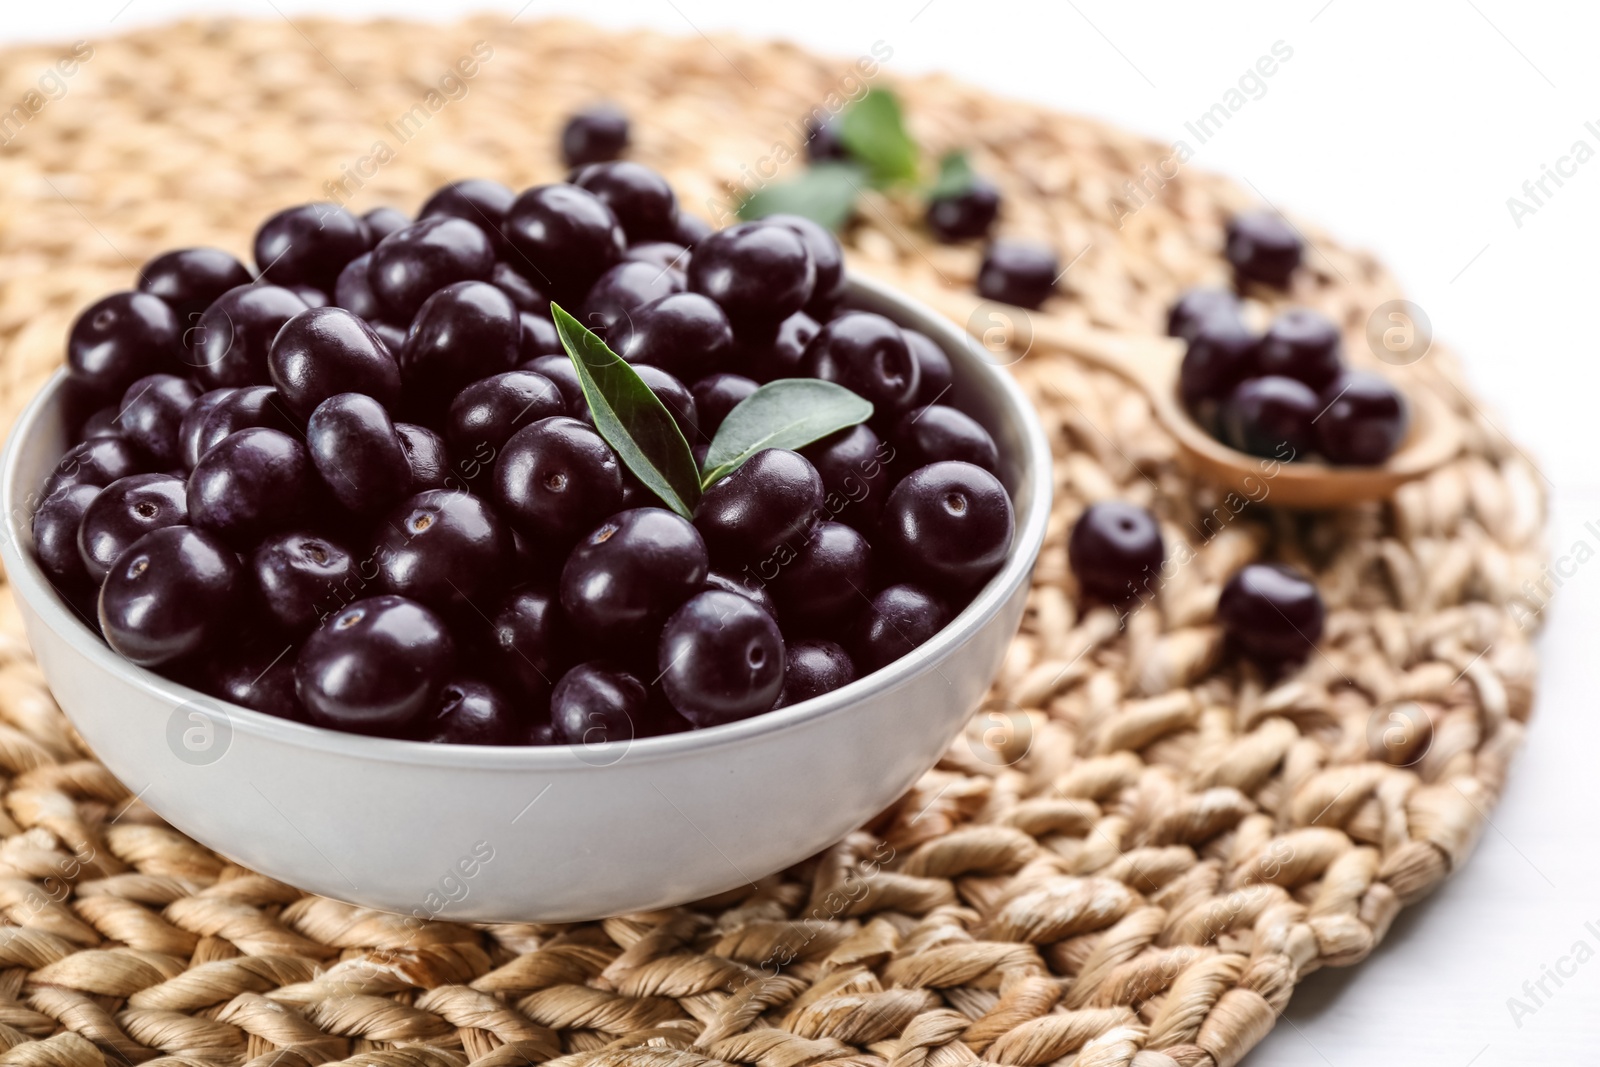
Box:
0;16;1544;1067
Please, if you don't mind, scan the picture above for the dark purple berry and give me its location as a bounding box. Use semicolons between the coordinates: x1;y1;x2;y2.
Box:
1179;313;1259;414
881;461;1013;592
98;526;241;666
32;485;100;589
695;449;823;564
177;389;234;470
400;280;520;402
768;521;870;628
688;221;815;329
1226;210;1302;288
1218;562;1324;662
658;590;784;727
290;285;330;309
370;216;495;322
199;632;304;720
494;416;623;544
137;247;253;329
372;490;514;613
419;179;517;242
1255;309;1343;392
334;251;384;322
116;374;198;467
268;306;402;420
251;530;358;632
1167;286;1243;343
254;203;371;292
690;373;758;437
802;423;893;530
42;436;144;497
77;473;187;582
621;293;734;380
189;385;297;464
519;312;563;361
802;311;920;413
1222;376;1320;458
561;508;708;642
804;117;848;162
633;364;699;441
447;371;565;455
623;241;690;277
904;329;955;407
503;184;626;299
704;570;779;620
186;427;313;547
79;406;121;440
190;284;309;389
775;639;855;708
372;321;408;356
306;393;411;515
1315;371;1410;465
295;595;454;733
976;241;1058;310
571;161;678;243
492;261;546;312
395;422;450;494
415;678;521;745
580;259;682;342
894;405;999;473
362;206;411;241
486;586;567;701
67;291;182;395
561;104;629;168
767;214;844;315
526;354;585;410
550;662;643;746
741;311;820;383
927;178;1001;242
672;211;712;249
854;584;949;673
1068;501;1164;603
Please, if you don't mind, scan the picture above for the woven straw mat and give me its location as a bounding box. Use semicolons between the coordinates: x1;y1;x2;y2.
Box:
0;16;1546;1067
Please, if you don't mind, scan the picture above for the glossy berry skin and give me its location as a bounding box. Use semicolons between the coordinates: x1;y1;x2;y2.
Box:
190;284;309;389
905;329;955;407
118;374;199;467
1255;308;1343;392
503;184;626;299
495;417;624;544
186;427;313;547
419;178;517;241
775;639;855;708
1167;286;1243;344
306;393;411;515
33;484;101;589
977;241;1058;310
363;206;411;241
370;216;496;322
561;508;708;642
526;354;585;410
372;490;514;613
802;311;920;414
492;261;546;312
295;595;454;733
633;365;699;441
414;678;521;745
67;291;182;395
42;436;144;498
1222;376;1320;458
689;222;815;331
881;461;1013;593
690;373;758;437
742;311;820;383
550;662;643;746
623;240;689;277
80;406;120;439
704;570;779;620
767;214;845;315
658;590;784;727
769;521;871;628
200;632;304;721
288;285;329;309
926;178;1001;242
77;473;188;582
251;530;357;632
803;423;893;530
486;586;567;700
894;405;999;473
854;584;949;674
98;526;241;666
333;251;384;322
1315;371;1410;465
188;385;297;465
254;203;372;293
447;371;565;455
401;281;521;402
394;422;451;493
519;312;563;361
268;306;403;419
696;449;823;565
621;293;734;380
1218;562;1324;663
1068;501;1164;603
572;161;678;243
561;103;630;167
177;389;234;470
1179;313;1259;415
1225;210;1302;288
137;247;253;329
581;259;683;342
673;211;713;249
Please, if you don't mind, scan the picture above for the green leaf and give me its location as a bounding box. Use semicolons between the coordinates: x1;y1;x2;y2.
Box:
550;303;701;519
739;162;865;231
929;150;978;200
700;379;874;488
838;88;920;188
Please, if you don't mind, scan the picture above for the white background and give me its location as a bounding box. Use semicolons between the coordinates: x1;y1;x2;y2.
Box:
6;2;1600;1063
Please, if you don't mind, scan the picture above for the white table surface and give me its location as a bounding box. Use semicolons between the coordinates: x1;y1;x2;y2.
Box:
5;2;1599;1062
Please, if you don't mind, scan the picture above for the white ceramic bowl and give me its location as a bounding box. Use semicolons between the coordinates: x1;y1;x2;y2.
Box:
0;273;1051;922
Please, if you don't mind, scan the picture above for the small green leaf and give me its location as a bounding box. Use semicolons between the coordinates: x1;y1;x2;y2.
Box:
739;162;865;231
838;88;920;188
929;150;978;200
551;304;701;519
700;379;874;488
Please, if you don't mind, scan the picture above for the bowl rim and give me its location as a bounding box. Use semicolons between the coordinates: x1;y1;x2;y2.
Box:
0;271;1053;770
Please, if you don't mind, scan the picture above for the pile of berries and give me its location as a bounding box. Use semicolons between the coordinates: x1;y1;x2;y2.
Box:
32;132;1016;746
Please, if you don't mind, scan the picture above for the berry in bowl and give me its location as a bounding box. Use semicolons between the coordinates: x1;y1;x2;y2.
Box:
0;164;1050;921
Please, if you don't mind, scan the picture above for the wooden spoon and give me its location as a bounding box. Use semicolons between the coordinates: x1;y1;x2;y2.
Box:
916;286;1462;508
